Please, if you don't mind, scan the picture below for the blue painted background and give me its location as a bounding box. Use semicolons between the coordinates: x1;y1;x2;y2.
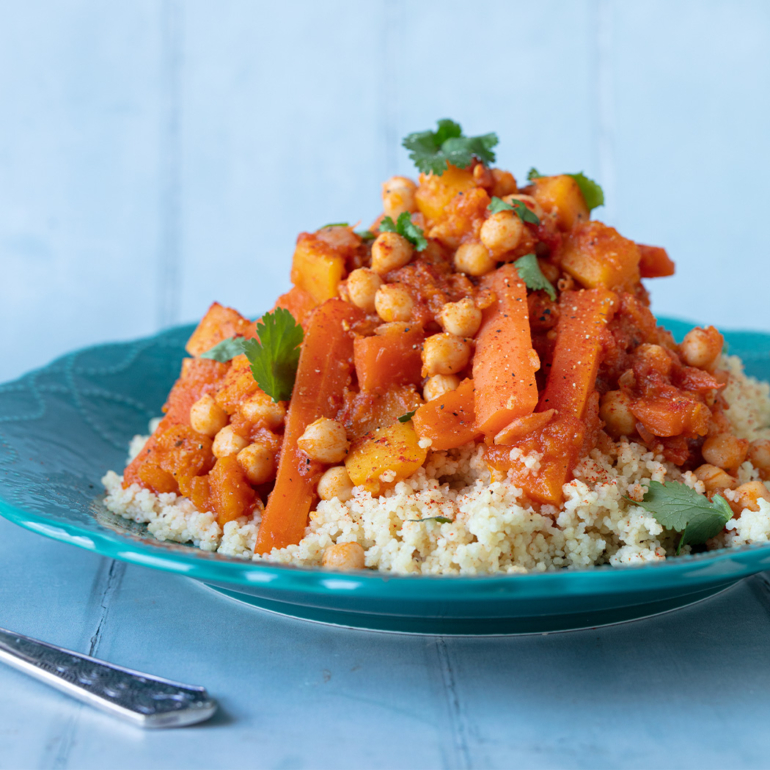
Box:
1;0;769;384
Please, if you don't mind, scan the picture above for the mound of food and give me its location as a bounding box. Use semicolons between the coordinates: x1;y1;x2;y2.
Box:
103;119;770;574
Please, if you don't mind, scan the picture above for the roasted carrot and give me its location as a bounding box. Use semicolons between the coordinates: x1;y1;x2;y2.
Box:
413;379;481;451
539;289;617;419
255;299;363;554
354;323;424;394
473;264;540;437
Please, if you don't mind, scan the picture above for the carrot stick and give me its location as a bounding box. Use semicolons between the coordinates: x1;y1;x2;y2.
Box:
255;299;363;554
473;264;540;437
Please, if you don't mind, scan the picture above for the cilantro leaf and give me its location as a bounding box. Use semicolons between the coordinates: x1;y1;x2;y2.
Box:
356;229;376;242
525;168;604;212
379;211;428;251
320;222;348;229
402;119;498;176
488;196;540;225
243;308;304;403
630;481;733;555
512;253;556;301
568;172;604;212
398;409;417;423
407;516;452;524
199;336;248;362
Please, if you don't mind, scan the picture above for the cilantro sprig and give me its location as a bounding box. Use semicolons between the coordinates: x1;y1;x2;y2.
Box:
527;168;604;212
403;119;498;176
629;481;733;555
488;196;540;225
200;308;304;403
379;212;428;251
398;409;417;423
407;516;452;524
512;254;556;301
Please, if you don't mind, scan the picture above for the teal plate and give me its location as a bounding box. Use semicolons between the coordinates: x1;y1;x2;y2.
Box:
1;318;770;635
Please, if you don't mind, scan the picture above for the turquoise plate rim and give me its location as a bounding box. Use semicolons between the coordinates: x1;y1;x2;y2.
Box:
1;316;770;604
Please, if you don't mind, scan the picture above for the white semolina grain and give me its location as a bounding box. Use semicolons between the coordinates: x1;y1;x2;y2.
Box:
102;356;770;574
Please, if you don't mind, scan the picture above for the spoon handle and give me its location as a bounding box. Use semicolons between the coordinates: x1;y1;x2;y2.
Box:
0;626;217;728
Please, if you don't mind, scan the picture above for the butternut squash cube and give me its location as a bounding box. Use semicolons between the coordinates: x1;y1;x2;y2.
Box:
415;164;477;223
531;175;589;231
290;233;346;305
560;221;640;292
345;421;428;494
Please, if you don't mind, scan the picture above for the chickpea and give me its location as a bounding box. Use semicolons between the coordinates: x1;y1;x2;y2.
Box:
297;418;349;463
600;390;636;438
702;432;749;471
212;425;250;458
732;481;770;512
438;298;482;338
347;267;383;313
490;168;518;198
694;463;737;493
374;283;414;323
371;232;414;275
454;242;496;277
322;542;366;571
636;343;673;377
190;394;228;438
237;442;275;485
317;466;355;502
749;439;770;479
681;326;724;370
502;193;545;220
422;333;472;377
239;392;286;430
382;176;417;219
479;210;523;256
423;374;461;402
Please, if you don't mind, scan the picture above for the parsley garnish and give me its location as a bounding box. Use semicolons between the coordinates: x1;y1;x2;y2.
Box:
407;516;452;524
379;212;428;251
320;222;348;228
630;481;733;555
199;308;304;403
512;254;556;301
398;409;417;423
488;196;540;225
403;119;498;176
527;168;604;212
356;229;376;242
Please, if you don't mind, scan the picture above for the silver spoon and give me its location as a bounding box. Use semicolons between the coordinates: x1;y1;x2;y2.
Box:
0;626;217;728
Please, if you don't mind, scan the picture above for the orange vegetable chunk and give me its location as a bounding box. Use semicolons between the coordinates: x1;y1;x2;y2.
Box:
530;175;589;231
290;233;346;305
560;221;641;292
256;299;363;554
209;455;258;526
186;302;255;357
272;286;318;329
415;164;476;223
473;264;540;437
638;244;675;278
539;289;617;419
413;379;481;451
354;323;424;394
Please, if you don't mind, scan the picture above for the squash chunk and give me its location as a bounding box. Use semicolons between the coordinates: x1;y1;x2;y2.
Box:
272;286;318;329
209;455;258;526
473;265;540;437
415;164;477;223
539;289;617;419
638;244;675;278
560;221;641;291
345;421;428;494
290;233;346;305
530;175;589;231
186;302;255;357
354;323;424;394
342;385;424;441
413;379;481;451
256;299;363;554
631;396;709;438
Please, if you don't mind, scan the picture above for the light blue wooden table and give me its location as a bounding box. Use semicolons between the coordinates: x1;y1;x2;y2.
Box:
2;2;770;767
